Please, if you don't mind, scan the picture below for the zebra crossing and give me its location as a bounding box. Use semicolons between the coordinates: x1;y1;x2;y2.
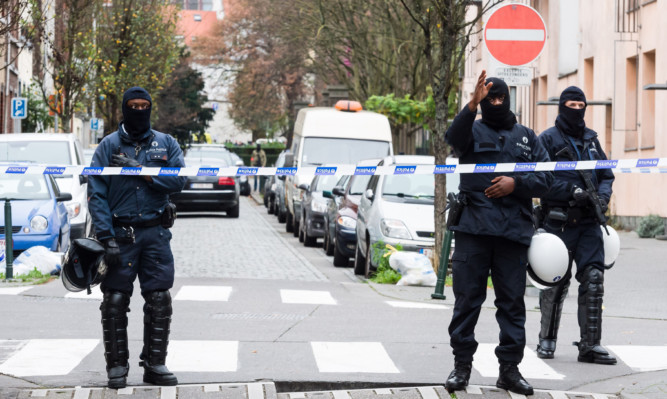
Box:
0;337;665;379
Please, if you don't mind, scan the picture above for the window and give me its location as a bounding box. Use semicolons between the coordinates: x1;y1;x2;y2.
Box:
615;0;639;33
186;0;198;10
624;56;638;151
194;14;201;21
641;51;655;150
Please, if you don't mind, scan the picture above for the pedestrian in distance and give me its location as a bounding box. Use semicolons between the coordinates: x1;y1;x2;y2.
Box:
251;142;267;191
444;70;554;395
535;86;617;365
88;87;187;389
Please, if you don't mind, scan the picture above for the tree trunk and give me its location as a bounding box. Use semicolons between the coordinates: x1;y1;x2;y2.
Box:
432;85;450;273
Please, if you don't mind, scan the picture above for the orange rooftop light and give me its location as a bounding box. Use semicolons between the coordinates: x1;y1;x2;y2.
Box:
334;100;362;112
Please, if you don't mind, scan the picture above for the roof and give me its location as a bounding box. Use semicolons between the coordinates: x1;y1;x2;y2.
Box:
0;133;77;142
382;155;435;165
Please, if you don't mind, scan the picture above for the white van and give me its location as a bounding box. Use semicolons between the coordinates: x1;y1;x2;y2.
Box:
283;101;393;236
0;133;92;240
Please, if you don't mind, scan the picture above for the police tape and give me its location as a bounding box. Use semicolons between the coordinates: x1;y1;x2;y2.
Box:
1;158;666;177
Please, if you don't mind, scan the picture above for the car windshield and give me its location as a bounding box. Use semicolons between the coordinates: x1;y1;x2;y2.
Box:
0;174;51;200
301;138;390;166
382;173;434;201
314;175;339;192
349;175;372;195
186;147;233;164
184;157;228;167
0;141;71;164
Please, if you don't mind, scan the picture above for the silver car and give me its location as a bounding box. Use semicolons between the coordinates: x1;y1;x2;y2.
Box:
355;155;436;277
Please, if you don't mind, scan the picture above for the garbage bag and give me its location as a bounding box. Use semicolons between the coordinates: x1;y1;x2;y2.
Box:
4;246;62;276
388;251;437;287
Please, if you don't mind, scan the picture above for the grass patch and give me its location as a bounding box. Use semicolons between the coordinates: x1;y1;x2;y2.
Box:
1;268;56;284
369;241;402;284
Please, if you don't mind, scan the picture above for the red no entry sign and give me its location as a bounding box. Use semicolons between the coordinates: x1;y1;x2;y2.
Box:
484;4;547;66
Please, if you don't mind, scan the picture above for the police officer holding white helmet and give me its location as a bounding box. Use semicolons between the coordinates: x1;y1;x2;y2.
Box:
536;86;616;365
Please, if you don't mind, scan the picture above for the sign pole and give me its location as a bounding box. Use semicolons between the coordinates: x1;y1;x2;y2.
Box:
4;199;14;280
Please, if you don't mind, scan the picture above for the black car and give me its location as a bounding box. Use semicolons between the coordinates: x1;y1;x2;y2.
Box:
298;173;339;247
170;157;240;217
265;150;289;215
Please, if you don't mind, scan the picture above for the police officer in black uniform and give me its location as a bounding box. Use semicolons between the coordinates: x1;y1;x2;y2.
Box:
88;87;187;389
536;86;616;365
444;71;553;395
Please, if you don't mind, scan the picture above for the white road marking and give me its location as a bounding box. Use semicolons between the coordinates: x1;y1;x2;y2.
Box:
607;345;667;371
174;285;232;301
281;289;336;305
0;286;32;295
548;392;569;399
248;383;266;399
473;344;565;380
486;29;545;41
417;386;440;399
466;386;483;394
65;285;103;299
385;301;449;310
160;386;176;399
0;339;98;377
332;390;351;399
29;390;48;397
311;342;399;373
374;388;392;394
117;387;134;395
73;387;91;399
166;340;238;372
203;384;220;392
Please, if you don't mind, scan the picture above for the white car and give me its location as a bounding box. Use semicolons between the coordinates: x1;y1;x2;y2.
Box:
0;133;92;240
354;155;436;277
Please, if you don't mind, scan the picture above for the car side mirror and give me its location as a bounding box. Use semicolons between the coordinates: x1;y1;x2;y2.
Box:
298;183;309;191
57;192;73;202
284;153;294;167
79;175;88;184
332;186;345;196
277;175;286;181
322;190;333;199
364;189;374;200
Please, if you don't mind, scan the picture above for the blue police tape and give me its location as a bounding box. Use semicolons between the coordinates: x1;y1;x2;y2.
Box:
1;158;666;177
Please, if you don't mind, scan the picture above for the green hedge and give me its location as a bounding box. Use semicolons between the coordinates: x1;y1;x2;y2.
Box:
226;143;286;166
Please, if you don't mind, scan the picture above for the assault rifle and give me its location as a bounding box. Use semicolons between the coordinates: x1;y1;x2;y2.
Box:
555;146;610;235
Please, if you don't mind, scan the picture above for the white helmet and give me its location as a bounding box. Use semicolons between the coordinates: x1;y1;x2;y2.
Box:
527;229;569;288
601;225;620;269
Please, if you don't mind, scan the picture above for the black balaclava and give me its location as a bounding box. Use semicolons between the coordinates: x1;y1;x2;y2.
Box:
555;86;587;138
256;143;261;151
121;86;152;138
480;77;517;131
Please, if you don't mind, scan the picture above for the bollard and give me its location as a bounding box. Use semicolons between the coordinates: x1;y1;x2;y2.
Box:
431;229;453;300
4;199;14;280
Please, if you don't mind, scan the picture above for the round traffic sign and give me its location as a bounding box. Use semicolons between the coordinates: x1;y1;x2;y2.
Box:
484;4;547;66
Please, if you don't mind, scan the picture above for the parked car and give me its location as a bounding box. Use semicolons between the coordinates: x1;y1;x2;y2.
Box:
0;133;92;240
323;158;381;267
169;157;240;217
298;173;340;247
355;155;436;277
83;148;95;165
265;150;289;215
322;174;351;258
0;173;72;259
229;152;251;196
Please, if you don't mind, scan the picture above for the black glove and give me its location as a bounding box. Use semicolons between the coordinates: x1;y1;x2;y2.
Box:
110;154;141;168
600;198;608;213
572;186;590;206
103;238;121;269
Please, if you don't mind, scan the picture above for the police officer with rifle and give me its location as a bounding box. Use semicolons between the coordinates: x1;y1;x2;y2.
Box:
536;86;616;365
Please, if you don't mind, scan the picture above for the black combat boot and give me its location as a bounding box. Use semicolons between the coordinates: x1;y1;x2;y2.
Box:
140;290;178;386
576;268;617;365
496;363;534;396
536;277;570;359
445;361;472;393
100;291;131;389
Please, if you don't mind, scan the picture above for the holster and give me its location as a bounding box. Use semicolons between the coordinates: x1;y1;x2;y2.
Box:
161;202;177;229
446;192;467;230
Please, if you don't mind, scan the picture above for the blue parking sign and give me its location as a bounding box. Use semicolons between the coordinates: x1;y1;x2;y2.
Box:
11;97;27;119
91;118;99;130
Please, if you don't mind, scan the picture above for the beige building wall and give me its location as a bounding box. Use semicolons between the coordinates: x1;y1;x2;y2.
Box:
462;0;666;225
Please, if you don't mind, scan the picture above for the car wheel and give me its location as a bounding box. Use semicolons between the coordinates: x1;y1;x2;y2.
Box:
278;208;286;223
303;223;316;247
324;225;334;256
298;214;305;242
333;239;348;267
364;238;374;278
227;204;240;218
353;241;366;275
264;193;269;207
286;210;294;232
293;218;300;238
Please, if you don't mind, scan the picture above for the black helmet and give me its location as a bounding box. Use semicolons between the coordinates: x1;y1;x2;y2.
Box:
62;238;107;294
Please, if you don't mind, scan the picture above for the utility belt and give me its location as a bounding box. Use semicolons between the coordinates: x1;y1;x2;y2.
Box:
540;205;596;228
111;203;177;243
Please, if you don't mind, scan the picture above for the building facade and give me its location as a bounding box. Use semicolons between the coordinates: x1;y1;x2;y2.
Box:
462;0;666;227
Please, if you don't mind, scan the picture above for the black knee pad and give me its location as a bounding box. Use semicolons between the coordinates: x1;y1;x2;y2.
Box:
100;291;130;316
143;290;172;316
584;267;604;284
